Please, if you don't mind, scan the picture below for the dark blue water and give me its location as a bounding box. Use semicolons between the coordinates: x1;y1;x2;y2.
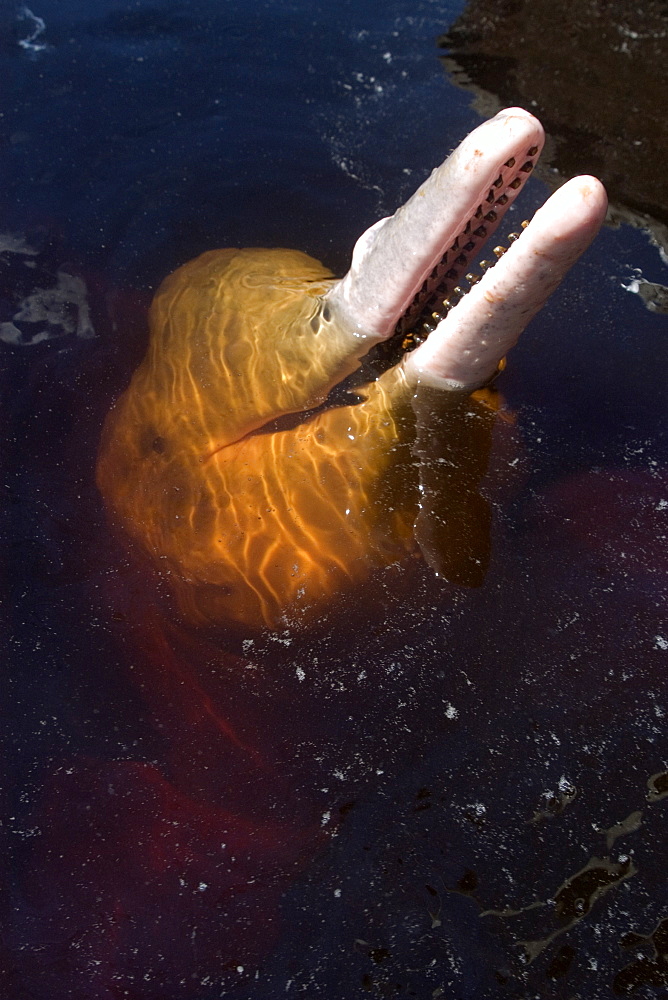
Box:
2;2;667;998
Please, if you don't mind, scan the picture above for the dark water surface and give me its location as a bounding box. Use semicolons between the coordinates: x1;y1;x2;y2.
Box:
1;2;667;998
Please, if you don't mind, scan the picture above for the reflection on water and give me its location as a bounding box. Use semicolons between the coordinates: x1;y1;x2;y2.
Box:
2;0;667;997
439;0;668;238
439;0;668;311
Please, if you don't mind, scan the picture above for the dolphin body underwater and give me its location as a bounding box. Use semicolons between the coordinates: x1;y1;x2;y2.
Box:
97;109;607;630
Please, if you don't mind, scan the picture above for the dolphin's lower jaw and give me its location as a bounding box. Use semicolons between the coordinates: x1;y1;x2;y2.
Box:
325;108;607;392
96;110;607;631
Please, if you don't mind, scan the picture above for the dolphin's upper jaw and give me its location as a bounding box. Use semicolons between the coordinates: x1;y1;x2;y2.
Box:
323;108;607;393
393;150;541;347
323;109;545;344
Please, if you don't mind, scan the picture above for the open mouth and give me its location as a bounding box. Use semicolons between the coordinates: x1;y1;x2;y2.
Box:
397;140;542;348
324;108;607;392
395;157;539;348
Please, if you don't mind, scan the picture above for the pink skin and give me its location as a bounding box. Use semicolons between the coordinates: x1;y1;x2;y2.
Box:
323;108;607;391
404;175;608;390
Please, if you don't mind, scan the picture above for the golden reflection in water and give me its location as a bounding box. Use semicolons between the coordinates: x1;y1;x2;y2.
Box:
97;248;497;629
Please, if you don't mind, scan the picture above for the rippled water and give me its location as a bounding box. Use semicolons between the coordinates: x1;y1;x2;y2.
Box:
2;1;667;997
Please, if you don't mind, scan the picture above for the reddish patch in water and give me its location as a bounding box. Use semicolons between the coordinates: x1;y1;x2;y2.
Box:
8;595;326;998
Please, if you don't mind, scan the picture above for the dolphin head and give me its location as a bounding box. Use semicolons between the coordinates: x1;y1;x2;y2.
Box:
97;109;607;630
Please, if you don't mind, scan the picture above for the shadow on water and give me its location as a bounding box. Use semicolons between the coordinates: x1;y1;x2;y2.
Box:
1;1;667;997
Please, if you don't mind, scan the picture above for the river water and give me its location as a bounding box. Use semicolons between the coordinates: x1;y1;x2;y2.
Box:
1;1;667;997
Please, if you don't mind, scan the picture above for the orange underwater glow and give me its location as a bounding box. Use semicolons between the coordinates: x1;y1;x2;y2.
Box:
97;248;496;629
